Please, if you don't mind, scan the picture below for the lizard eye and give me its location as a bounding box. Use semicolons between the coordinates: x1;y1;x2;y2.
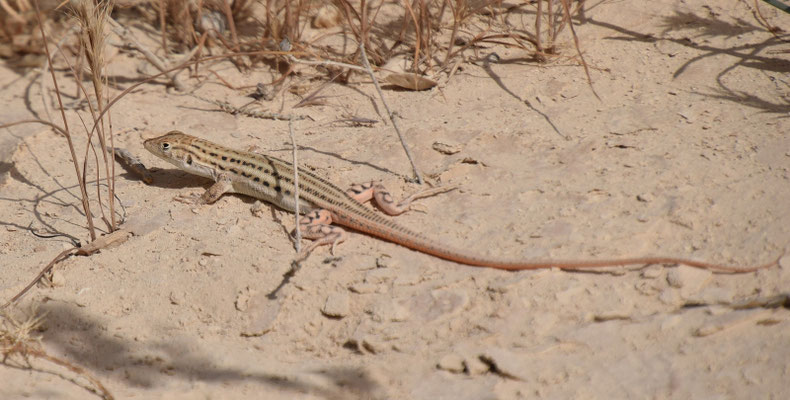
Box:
161;142;170;151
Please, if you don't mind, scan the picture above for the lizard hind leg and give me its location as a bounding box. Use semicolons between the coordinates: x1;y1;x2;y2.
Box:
346;181;459;216
294;210;348;256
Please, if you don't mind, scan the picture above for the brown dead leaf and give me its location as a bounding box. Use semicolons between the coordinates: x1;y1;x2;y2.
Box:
384;73;437;91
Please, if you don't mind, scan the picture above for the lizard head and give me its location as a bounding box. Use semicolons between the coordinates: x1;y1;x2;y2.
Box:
144;131;218;180
144;130;193;167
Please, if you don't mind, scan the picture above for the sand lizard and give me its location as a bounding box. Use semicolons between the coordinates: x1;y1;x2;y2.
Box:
143;131;780;273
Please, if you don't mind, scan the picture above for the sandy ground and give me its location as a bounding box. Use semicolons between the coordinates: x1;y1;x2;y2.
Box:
2;1;790;399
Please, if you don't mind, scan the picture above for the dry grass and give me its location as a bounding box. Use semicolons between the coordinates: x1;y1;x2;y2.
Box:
10;0;589;71
0;0;124;305
2;1;598;104
1;310;114;399
73;0;118;233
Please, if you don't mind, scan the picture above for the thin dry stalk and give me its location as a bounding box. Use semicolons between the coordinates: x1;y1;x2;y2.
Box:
747;0;783;35
166;0;197;46
0;0;26;23
1;248;78;309
287;54;367;73
547;0;555;49
158;0;167;54
358;43;423;184
417;0;432;69
105;88;116;229
74;37;86;99
402;0;421;72
0;119;71;137
288;118;301;253
288;42;423;182
37;24;79;123
535;0;543;57
444;0;469;66
293;73;341;108
558;0;598;98
220;0;240;52
333;0;363;39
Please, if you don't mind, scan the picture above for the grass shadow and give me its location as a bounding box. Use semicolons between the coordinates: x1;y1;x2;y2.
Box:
38;301;382;398
582;9;790;114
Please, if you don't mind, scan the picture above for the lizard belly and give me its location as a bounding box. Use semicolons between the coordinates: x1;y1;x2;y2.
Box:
232;179;318;215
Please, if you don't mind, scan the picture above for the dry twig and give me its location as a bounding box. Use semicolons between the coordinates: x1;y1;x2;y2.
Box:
358;43;424;184
288;117;301;253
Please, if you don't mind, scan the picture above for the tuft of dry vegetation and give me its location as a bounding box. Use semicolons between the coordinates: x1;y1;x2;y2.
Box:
0;0;128;307
1;310;114;399
3;0;593;74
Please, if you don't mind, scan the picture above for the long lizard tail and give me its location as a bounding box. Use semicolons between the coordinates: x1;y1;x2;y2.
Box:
333;212;783;273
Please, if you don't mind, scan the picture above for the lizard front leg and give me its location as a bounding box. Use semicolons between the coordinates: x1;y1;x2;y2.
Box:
346;181;459;216
175;173;235;204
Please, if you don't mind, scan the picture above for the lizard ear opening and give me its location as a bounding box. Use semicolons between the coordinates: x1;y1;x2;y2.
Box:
186;155;193;165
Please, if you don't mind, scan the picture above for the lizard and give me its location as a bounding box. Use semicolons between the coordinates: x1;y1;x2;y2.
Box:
143;131;781;273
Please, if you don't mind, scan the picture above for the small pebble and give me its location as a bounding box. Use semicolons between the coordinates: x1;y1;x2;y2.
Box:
369;299;410;322
376;256;398;269
437;353;465;373
636;193;653;202
658;288;682;306
348;283;377;294
666;266;712;291
241;299;280;337
321;292;351;318
361;336;385;354
50;270;65;287
641;265;663;279
464;356;490;376
169;291;184;305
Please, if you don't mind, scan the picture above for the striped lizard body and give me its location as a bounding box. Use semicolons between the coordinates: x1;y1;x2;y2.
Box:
144;131;779;273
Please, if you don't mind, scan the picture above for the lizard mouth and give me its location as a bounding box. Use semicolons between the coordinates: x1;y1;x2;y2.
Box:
142;139;159;156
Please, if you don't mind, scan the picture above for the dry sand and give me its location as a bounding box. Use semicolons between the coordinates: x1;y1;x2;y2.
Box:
1;1;789;398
